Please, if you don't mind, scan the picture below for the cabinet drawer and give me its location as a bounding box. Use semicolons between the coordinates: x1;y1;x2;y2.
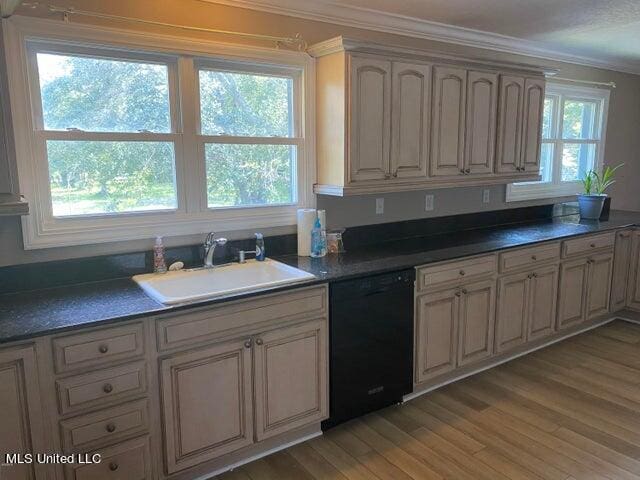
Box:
417;255;496;291
60;400;149;452
562;232;615;258
53;323;144;374
156;285;327;351
499;243;560;273
64;436;151;480
56;361;147;415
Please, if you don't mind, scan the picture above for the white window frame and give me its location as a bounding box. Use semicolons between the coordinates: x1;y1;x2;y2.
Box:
506;82;610;202
4;16;316;249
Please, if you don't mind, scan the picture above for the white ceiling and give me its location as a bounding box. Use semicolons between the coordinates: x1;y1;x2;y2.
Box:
209;0;640;74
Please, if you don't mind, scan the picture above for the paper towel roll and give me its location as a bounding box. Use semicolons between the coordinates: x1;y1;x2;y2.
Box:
297;209;316;256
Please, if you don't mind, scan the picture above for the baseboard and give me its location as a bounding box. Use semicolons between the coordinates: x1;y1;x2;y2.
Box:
404;315;616;402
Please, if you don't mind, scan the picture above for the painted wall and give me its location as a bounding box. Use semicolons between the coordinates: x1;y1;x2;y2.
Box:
1;0;639;266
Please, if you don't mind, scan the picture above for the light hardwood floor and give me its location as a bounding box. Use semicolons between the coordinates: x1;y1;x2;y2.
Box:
218;320;640;480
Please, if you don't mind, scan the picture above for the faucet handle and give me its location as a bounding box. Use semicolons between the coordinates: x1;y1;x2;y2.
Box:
205;232;216;247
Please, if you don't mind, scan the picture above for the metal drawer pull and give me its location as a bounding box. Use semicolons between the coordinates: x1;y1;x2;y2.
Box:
105;423;116;433
109;462;119;472
102;383;114;394
255;338;264;346
244;339;252;349
98;344;109;354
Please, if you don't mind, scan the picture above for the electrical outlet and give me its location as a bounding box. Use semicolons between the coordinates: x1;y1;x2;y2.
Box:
425;194;434;211
483;189;490;204
375;197;384;214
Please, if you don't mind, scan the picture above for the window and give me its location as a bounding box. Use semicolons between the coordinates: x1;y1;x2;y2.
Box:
7;19;314;248
34;50;179;217
506;83;609;202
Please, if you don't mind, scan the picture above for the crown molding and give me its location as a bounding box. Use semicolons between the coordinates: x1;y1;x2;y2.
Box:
199;0;640;76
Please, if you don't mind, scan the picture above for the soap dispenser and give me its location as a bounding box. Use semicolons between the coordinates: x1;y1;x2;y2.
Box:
153;236;167;273
255;233;266;261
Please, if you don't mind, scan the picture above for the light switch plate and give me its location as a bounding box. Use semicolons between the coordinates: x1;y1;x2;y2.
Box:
375;197;384;214
425;194;434;211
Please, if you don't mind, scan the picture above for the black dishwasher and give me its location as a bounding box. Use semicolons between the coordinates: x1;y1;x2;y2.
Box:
322;269;414;430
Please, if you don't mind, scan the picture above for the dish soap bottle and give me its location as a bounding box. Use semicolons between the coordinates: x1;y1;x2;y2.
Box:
255;233;266;261
153;236;167;273
310;217;327;258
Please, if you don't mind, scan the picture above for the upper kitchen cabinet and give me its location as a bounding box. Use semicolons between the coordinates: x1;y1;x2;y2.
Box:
0;27;28;216
310;37;553;196
496;75;545;175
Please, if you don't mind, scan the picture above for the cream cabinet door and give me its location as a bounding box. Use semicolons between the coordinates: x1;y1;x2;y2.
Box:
495;271;529;353
457;280;496;366
430;66;467;177
611;229;633;311
160;339;254;473
557;257;589;329
496;75;524;173
253;320;328;441
349;56;392;182
415;288;459;383
527;265;559;341
0;345;46;480
520;77;545;173
464;71;498;175
390;62;431;179
586;252;614;320
627;231;640;310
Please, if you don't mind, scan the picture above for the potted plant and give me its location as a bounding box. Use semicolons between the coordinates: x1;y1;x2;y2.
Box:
578;164;623;220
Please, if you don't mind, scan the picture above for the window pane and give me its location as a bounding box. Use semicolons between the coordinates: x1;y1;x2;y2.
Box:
539;143;554;182
542;97;555;139
561;143;595;182
199;70;293;137
205;144;295;207
37;53;171;132
562;100;597;139
47;141;177;216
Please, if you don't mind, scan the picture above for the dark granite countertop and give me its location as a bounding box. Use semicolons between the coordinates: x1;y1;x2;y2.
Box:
2;210;639;344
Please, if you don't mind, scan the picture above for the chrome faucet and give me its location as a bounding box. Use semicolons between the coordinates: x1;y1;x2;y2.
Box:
203;232;227;268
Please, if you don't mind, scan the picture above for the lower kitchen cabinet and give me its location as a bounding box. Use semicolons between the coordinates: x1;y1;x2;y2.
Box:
496;265;559;352
415;279;495;383
0;345;46;480
415;288;459;383
160;315;328;474
457;280;496;366
558;252;613;329
160;338;254;474
557;257;590;329
528;265;559;340
496;271;530;352
253;320;328;441
611;229;633;311
626;230;640;311
586;252;614;320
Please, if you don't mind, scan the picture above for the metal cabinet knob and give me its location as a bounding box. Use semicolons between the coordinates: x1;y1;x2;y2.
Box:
531;255;537;260
244;339;252;349
255;338;264;346
590;243;596;248
461;288;468;295
109;462;119;472
98;344;109;354
459;270;466;276
532;273;538;278
102;383;113;394
454;291;461;297
465;168;471;174
106;423;116;433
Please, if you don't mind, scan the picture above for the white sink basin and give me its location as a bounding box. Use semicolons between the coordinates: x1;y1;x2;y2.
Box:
133;259;315;305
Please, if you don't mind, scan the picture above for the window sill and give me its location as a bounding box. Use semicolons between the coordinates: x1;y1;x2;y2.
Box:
505;182;581;202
